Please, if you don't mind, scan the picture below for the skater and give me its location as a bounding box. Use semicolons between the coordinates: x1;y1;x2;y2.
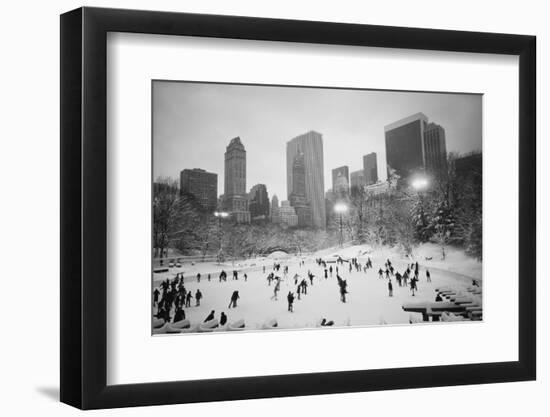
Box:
196;273;201;283
153;288;160;307
287;291;295;312
426;269;431;283
388;280;393;297
320;318;335;326
228;290;240;308
308;271;314;285
329;265;333;277
185;291;193;308
195;289;202;306
301;279;308;295
208;273;211;282
339;279;348;303
410;277;418;296
263;265;266;274
324;268;328;279
220;311;228;326
435;293;443;302
293;273;299;285
396;271;402;287
297;284;301;300
244;273;248;282
233;270;238;280
204;310;215;323
219;270;227;282
271;279;281;300
378;268;383;279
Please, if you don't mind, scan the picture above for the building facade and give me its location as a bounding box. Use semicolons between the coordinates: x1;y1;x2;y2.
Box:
278;200;299;227
424;123;448;174
248;184;270;220
270;195;280;224
179;168;218;213
350;170;366;197
286;131;326;228
331;165;350;200
223;137;251;223
363;152;378;185
288;152;313;227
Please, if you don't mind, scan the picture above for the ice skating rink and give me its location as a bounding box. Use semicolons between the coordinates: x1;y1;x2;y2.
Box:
153;245;482;333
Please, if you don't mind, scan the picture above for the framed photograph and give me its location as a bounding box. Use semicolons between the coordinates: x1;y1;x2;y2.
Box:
60;7;536;409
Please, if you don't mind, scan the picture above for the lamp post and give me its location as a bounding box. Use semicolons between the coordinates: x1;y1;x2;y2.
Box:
214;211;229;260
334;202;348;248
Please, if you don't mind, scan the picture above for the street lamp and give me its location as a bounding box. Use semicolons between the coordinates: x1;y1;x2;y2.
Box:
334;202;348;248
214;211;230;258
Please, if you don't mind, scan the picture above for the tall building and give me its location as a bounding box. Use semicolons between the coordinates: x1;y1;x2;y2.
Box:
271;195;280;224
289;152;313;227
278;201;299;227
248;184;270;220
350;170;366;197
223;137;250;223
363;152;378;185
179;168;218;213
332;166;350;200
286;131;326;228
424;123;448;174
384;113;447;183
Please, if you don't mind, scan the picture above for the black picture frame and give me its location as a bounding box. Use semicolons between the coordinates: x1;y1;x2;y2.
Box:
60;6;536;410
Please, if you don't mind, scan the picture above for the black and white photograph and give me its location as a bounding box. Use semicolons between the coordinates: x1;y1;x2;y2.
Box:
151;81;483;334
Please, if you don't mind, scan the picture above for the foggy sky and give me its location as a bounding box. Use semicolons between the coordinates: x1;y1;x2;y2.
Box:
153;81;482;200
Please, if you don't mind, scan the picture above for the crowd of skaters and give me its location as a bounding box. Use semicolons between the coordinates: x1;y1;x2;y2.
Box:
152;253;435;329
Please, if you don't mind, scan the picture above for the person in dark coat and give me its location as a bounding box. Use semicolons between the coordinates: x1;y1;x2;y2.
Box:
426;269;431;283
220;312;227;326
228;291;239;308
287;291;295;312
195;289;202;306
435;293;443;302
204;310;215;323
388;280;393;297
196;273;201;283
153;288;160;306
329;265;333;276
185;291;193;308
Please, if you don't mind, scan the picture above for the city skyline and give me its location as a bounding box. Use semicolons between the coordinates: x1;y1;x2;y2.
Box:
153;81;482;200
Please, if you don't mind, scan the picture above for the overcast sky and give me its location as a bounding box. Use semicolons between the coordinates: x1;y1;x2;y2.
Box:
153;81;482;200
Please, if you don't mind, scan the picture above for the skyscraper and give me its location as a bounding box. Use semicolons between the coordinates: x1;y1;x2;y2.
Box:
424;123;448;174
331;166;350;200
223;137;250;223
289;152;313;227
270;195;280;224
384;113;447;184
350;170;366;197
385;113;428;181
287;131;326;228
179;168;218;213
363;152;378;185
248;184;270;220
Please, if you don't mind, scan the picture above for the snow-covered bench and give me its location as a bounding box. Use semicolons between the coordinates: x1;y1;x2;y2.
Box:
402;301;469;321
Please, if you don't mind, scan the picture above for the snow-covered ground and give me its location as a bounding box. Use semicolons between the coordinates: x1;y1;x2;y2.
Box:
153;243;482;334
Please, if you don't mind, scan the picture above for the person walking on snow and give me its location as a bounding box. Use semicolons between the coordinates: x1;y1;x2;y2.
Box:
388;280;393;297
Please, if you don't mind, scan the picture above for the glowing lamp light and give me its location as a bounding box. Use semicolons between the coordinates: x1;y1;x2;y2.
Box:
411;177;430;191
334;203;348;214
214;211;229;218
